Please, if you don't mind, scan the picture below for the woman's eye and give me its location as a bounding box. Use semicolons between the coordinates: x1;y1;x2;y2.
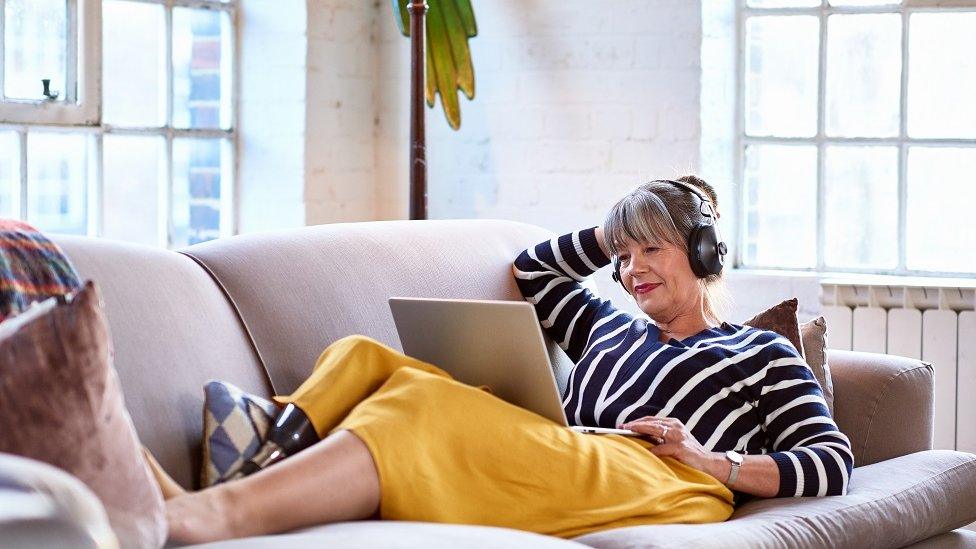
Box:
644;246;658;253
618;255;630;263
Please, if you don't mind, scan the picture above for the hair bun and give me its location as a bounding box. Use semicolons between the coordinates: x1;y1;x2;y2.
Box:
676;175;719;217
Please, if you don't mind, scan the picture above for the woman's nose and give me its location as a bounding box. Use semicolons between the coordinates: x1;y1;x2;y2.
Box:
627;256;648;275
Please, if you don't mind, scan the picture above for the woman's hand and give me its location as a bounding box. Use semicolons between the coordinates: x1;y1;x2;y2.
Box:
619;416;729;482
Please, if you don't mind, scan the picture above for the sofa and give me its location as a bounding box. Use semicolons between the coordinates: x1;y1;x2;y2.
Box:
2;219;975;548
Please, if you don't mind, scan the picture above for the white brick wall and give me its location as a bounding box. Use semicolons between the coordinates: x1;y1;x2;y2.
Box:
240;1;820;322
374;0;704;236
304;0;377;225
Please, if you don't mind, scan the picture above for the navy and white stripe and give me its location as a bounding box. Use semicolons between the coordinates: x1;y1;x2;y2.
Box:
513;227;854;497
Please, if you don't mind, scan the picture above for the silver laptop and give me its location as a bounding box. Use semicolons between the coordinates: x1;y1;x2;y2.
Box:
388;297;638;436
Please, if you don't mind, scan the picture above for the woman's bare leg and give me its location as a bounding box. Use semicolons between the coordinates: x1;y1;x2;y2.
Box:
166;430;380;544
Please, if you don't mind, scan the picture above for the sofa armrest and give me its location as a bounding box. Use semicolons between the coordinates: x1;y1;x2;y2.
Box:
0;453;118;549
829;349;934;467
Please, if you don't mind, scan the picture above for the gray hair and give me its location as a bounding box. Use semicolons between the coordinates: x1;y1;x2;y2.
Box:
602;177;730;324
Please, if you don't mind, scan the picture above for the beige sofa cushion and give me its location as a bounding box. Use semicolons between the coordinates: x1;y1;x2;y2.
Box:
829;349;934;467
185;521;588;548
574;450;976;549
53;236;272;489
800;316;833;415
180;219;564;395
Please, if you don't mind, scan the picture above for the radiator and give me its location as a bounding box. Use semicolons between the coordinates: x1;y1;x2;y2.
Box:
820;281;976;452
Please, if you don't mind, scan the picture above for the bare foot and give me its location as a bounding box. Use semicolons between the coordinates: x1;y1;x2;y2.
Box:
166;487;238;545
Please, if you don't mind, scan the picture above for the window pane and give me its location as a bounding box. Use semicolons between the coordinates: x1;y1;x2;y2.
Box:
908;13;976;139
3;0;66;101
0;132;20;218
172;138;228;247
907;147;976;273
747;0;820;7
824;146;898;269
103;135;164;245
103;1;165;127
173;8;232;130
743;144;817;268
826;14;900;138
26;133;90;235
745;16;819;137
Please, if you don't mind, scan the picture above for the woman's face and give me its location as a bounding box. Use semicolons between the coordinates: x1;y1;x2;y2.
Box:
616;239;702;322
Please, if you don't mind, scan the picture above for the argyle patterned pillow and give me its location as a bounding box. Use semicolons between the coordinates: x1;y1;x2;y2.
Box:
201;380;278;487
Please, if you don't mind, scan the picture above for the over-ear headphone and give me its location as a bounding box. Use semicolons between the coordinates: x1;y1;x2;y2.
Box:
610;179;728;291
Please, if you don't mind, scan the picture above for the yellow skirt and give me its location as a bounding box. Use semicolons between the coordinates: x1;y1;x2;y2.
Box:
274;335;733;539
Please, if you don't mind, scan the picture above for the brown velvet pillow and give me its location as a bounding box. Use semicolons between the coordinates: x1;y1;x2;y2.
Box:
0;281;166;548
743;298;834;415
743;297;804;353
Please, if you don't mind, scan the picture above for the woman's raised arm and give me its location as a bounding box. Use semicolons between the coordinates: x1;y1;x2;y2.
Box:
512;227;625;363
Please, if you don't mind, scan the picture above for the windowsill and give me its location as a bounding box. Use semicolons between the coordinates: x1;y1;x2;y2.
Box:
727;267;976;289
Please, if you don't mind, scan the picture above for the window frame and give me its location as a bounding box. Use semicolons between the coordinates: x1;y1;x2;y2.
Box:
734;0;976;278
0;0;238;248
0;0;101;125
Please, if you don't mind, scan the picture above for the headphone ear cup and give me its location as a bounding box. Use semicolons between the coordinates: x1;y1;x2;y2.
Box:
687;225;709;278
689;223;725;277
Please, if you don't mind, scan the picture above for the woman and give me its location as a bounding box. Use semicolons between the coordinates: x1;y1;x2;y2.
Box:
163;176;853;544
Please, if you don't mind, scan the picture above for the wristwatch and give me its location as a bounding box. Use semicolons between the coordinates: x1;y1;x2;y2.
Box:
724;450;744;488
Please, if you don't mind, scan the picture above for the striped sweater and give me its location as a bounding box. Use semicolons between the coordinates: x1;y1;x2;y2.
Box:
513;227;854;497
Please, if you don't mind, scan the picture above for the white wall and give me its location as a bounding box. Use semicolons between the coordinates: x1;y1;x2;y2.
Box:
239;0;824;322
238;0;307;233
305;0;378;225
374;0;704;235
239;0;378;231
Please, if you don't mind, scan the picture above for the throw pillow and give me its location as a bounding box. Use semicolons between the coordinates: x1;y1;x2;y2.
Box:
201;380;279;487
0;281;166;549
0;218;82;321
800;316;834;416
742;298;834;415
742;297;804;354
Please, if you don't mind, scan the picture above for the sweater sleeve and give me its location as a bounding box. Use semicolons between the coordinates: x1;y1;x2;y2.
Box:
755;337;855;497
512;227;619;363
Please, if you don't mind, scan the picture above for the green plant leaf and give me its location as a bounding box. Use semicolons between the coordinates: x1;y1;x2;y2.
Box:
392;0;478;130
427;2;461;129
455;0;477;37
442;0;475;99
392;0;410;37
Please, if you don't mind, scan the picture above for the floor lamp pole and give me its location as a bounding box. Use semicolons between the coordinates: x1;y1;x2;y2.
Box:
408;0;428;220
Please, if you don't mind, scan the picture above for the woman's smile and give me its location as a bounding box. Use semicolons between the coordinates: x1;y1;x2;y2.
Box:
634;282;661;294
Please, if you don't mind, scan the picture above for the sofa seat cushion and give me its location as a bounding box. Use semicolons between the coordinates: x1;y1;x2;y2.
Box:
573;450;976;549
907;529;976;548
183;521;588;548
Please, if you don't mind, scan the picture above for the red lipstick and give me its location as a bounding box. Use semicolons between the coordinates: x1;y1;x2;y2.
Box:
634;283;661;294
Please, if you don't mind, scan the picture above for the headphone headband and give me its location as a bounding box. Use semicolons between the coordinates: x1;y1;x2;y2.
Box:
648;179;717;222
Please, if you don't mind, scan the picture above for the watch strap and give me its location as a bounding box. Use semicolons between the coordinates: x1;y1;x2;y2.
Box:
725;451;742;487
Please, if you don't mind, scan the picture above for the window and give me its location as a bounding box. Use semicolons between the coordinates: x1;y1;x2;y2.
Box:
736;0;976;276
0;0;100;125
0;0;235;247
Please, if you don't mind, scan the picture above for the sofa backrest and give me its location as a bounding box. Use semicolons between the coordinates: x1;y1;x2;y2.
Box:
53;236;272;489
53;219;578;487
181;219;577;395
